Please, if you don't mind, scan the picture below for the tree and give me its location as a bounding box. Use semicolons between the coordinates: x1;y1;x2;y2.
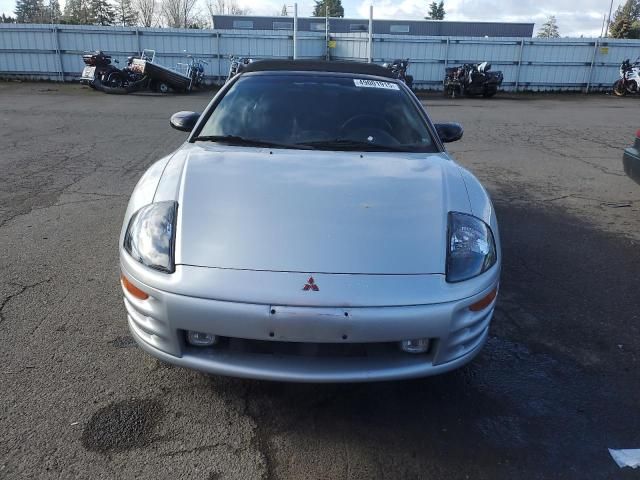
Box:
206;0;250;16
114;0;136;25
14;0;46;23
134;0;156;26
609;0;640;38
537;15;560;37
63;0;93;23
49;0;62;22
312;0;343;17
426;1;445;20
90;0;116;24
281;3;287;16
162;0;198;28
1;13;17;22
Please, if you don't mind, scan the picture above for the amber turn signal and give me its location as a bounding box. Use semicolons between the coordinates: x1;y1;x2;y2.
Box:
469;287;497;312
121;273;149;300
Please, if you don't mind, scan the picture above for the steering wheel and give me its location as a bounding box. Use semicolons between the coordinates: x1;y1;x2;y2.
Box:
340;114;393;135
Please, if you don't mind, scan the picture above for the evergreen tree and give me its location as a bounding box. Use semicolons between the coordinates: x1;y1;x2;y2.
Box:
609;0;640;38
1;13;17;22
114;0;136;25
90;0;116;25
63;0;92;23
48;0;62;22
426;1;445;20
14;0;46;23
280;3;287;16
312;0;343;17
536;15;560;37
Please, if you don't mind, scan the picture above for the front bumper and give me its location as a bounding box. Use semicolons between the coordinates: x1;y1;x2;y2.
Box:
121;255;499;383
623;146;640;184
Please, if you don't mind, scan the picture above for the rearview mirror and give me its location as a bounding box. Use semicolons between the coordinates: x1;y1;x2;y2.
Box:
434;122;463;143
170;111;200;132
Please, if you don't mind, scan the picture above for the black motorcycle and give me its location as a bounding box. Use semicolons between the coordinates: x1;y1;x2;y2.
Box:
79;51;147;91
444;62;503;98
80;51;119;88
383;58;414;89
612;58;640;96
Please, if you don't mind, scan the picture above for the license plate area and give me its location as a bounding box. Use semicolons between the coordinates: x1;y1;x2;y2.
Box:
81;66;96;79
267;305;352;342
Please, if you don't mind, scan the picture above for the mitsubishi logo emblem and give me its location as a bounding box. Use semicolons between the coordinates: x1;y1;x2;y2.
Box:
303;276;319;291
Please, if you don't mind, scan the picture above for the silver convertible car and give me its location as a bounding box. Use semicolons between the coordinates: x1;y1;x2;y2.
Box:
119;60;501;382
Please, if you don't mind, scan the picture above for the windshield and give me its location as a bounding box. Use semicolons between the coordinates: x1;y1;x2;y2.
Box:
196;74;438;152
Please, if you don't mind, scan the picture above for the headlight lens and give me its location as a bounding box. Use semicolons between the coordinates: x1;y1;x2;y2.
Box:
123;201;177;273
446;212;496;283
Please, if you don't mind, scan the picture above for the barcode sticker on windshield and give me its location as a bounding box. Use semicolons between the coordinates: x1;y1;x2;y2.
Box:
353;79;400;90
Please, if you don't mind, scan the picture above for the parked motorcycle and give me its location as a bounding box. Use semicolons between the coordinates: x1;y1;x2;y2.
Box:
383;58;414;88
226;56;254;82
80;50;147;91
613;58;640;96
80;51;123;88
179;54;208;90
444;62;503;98
80;50;205;94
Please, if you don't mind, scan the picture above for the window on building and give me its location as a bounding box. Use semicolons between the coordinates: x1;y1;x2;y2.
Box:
273;21;293;30
310;22;325;31
390;24;410;33
233;20;254;29
350;24;368;32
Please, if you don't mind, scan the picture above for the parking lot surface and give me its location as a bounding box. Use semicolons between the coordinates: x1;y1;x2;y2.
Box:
1;83;639;480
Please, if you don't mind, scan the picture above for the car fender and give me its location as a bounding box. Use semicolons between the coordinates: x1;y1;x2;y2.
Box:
457;166;501;257
119;154;174;247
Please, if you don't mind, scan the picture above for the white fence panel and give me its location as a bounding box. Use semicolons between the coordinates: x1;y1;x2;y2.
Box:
3;24;640;90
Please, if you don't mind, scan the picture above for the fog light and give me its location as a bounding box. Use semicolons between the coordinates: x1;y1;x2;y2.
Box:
400;338;430;354
186;331;218;347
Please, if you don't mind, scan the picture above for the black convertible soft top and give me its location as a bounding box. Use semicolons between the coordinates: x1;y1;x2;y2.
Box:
241;59;395;79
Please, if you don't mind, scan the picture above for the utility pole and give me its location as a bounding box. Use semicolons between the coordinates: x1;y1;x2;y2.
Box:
605;0;614;38
293;3;298;59
368;4;373;63
325;5;329;61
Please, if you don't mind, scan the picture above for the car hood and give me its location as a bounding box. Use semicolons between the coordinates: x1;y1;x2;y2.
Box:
157;144;472;275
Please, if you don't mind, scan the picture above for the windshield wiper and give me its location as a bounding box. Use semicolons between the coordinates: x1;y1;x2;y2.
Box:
296;139;413;152
193;135;308;150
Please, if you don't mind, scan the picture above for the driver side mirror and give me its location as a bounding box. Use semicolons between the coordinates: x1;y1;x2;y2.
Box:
170;111;200;132
434;122;463;143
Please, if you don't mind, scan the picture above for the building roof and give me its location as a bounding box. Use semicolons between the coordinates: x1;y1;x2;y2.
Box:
212;15;535;37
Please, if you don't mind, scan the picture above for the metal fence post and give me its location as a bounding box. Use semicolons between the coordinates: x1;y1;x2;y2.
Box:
367;5;373;63
444;37;449;68
293;3;298;60
443;37;450;92
135;27;141;55
514;39;524;92
586;39;599;93
325;6;329;61
216;32;221;83
53;25;63;82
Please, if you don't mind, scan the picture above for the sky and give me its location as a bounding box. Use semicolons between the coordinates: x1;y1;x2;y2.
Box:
0;0;616;37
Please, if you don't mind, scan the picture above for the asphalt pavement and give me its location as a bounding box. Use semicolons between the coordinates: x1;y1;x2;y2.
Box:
1;83;639;479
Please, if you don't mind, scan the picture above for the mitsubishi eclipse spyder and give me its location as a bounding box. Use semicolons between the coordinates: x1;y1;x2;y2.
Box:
119;60;501;382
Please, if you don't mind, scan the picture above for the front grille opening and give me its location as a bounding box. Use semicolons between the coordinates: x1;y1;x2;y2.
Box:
222;337;404;357
186;334;416;358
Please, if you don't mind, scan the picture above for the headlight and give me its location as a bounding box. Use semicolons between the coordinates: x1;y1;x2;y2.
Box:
123;201;177;273
446;212;496;283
